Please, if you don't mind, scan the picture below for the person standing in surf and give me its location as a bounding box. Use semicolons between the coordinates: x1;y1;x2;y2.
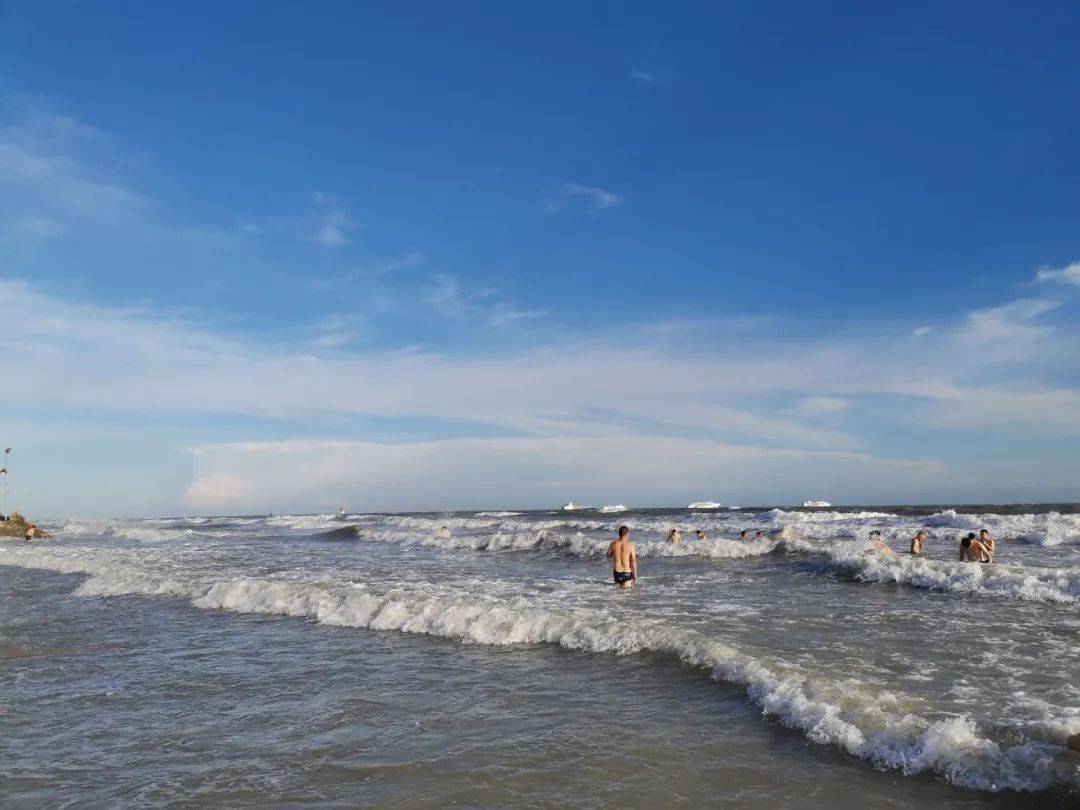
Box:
667;528;681;544
979;529;996;558
958;533;991;562
910;530;927;555
607;526;638;587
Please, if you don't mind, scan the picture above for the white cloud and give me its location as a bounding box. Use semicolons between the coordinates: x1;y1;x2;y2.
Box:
2;216;67;242
425;274;544;328
488;303;549;328
631;69;663;86
311;206;351;246
0;135;147;231
958;298;1059;359
184;473;253;511
363;251;425;277
795;396;851;415
912;326;933;337
3;274;1080;513
184;436;942;512
305;314;364;349
545;181;623;214
1036;261;1080;286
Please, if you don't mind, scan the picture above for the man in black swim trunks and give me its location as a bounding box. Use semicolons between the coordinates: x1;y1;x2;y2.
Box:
606;526;638;587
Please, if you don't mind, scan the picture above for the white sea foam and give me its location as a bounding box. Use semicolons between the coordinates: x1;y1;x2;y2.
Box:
54;519;197;544
922;510;1080;547
0;543;1075;794
827;544;1080;604
598;504;629;513
266;514;346;531
332;526;780;560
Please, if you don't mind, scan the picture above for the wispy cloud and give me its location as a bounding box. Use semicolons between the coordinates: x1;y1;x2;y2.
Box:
0;123;147;237
544;181;623;214
488;303;549;328
5;255;1080;512
2;215;67;242
425;274;546;328
184;436;941;512
958;298;1059;358
631;68;664;86
1036;261;1080;286
310;204;351;246
305;314;364;350
794;396;851;415
306;252;426;292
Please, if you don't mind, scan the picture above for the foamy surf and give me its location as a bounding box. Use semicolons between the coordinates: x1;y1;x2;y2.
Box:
54;519;200;544
314;525;781;560
826;545;1080;604
0;543;1076;794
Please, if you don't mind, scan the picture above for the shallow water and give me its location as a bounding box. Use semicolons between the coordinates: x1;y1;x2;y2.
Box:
2;506;1079;807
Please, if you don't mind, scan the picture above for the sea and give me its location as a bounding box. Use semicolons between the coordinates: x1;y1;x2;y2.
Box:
2;504;1079;808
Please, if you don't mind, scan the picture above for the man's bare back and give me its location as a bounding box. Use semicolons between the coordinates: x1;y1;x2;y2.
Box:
606;526;638;587
959;536;991;562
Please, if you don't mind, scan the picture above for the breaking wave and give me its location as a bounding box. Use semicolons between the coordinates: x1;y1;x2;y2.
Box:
0;543;1075;794
825;544;1080;604
53;519;199;544
326;526;781;560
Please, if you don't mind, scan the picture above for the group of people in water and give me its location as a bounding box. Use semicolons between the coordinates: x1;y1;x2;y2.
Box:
884;527;997;562
665;528;770;543
608;524;1002;588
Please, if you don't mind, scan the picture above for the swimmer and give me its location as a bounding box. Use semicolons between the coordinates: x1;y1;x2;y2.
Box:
754;531;765;540
668;528;681;544
24;524;36;541
867;530;895;558
436;526;451;540
958;533;991;563
979;528;996;557
910;530;927;555
739;530;748;541
606;526;638;587
695;530;706;541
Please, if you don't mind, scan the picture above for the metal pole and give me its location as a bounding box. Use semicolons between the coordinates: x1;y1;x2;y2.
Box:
3;448;9;519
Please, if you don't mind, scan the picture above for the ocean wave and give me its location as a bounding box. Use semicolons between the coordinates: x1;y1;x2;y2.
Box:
922;511;1080;547
0;544;1075;794
826;545;1080;604
53;519;198;544
266;514;347;531
329;526;781;560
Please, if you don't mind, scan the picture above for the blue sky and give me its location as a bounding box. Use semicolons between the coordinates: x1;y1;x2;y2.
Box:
2;1;1079;516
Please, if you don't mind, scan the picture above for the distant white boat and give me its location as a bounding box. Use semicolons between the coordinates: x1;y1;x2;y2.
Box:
561;502;579;511
688;501;722;509
802;500;832;508
598;504;628;513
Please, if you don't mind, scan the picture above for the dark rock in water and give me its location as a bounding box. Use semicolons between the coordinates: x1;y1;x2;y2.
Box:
0;511;51;539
